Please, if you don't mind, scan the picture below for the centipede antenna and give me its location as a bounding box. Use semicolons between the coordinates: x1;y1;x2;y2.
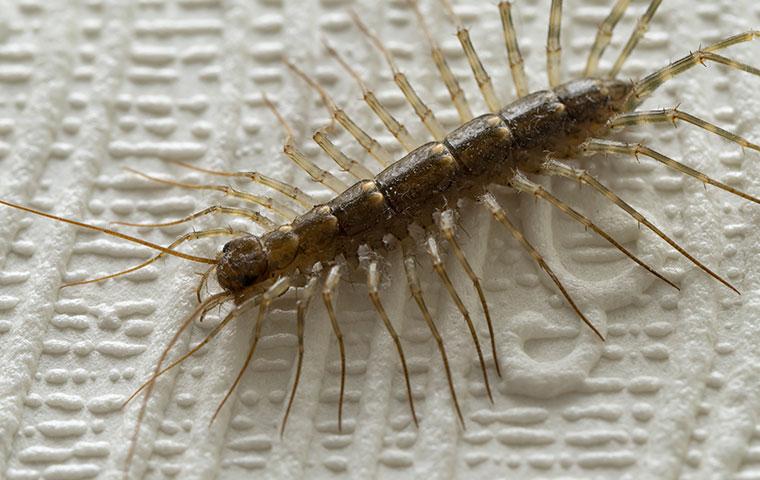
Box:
402;250;465;429
610;108;760;153
438;0;502;111
350;10;447;141
407;0;473;122
322;264;346;432
124;167;298;221
426;236;494;404
283;59;394;167
498;1;529;98
165;159;316;209
0;199;216;265
439;210;501;378
313;129;376;180
210;277;291;424
114;205;276;230
608;0;663;78
542;159;741;295
509;173;679;290
546;0;563;88
62;227;244;289
584;0;631;77
123;292;232;476
482;192;604;341
584;139;760;207
627;36;760;109
262;94;349;194
281;276;318;437
323;39;418;152
367;260;418;427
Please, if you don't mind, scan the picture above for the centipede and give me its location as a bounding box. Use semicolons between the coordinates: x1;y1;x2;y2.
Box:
1;0;758;477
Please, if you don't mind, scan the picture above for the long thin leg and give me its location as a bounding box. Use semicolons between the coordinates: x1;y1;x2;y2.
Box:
402;251;465;428
124;167;297;221
608;0;663;78
499;1;529;98
281;276;318;437
210;277;291;424
439;0;501;112
114;205;276;230
439;210;501;378
367;260;418;427
63;227;245;288
351;11;447;141
283;59;394;167
627;38;760;109
323;40;418;152
408;0;473;122
541;159;740;294
482;192;604;341
262;94;348;194
322;264;347;432
509;173;679;290
195;264;216;303
584;0;631;77
546;0;563;88
313;129;376;180
610;108;760;153
426;236;493;403
165;159;315;209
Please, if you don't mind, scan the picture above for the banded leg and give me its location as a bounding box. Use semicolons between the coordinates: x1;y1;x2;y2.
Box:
165;159;315;209
608;0;663;78
610;108;760;153
509;173;678;290
546;0;563;88
210;277;292;423
313;129;375;180
262;95;349;193
408;0;473;122
628;38;760;109
350;11;447;141
125;167;298;221
367;260;418;427
482;192;604;341
427;236;493;403
63;227;245;288
439;0;501;111
499;1;529;98
323;40;418;152
541;159;740;294
439;210;501;378
584;0;631;77
284;59;394;167
322;264;347;432
114;205;276;230
281;276;318;437
403;252;465;428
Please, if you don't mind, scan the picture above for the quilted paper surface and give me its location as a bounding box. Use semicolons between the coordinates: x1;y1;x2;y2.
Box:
0;0;759;479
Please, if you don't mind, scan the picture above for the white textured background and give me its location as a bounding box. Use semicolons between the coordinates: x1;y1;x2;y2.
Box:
0;0;759;479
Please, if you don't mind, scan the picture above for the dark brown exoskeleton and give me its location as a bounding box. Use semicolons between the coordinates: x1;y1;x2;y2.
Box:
1;1;758;475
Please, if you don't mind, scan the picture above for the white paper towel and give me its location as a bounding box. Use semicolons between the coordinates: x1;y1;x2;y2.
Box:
0;0;758;479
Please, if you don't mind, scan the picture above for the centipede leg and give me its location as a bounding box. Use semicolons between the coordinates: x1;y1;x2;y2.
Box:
403;251;465;428
482;191;604;341
541;159;741;294
584;0;631;77
367;260;418;427
281;276;318;437
498;1;529;98
427;236;493;403
439;210;501;378
608;0;663;78
546;0;563;88
610;108;760;153
322;264;347;432
509;173;679;290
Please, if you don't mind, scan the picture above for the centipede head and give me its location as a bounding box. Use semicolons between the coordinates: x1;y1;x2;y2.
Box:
217;235;269;293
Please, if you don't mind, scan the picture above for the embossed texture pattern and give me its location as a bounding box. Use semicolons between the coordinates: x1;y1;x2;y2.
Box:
0;0;759;479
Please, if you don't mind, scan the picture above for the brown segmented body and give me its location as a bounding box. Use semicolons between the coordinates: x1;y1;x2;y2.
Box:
217;78;631;294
